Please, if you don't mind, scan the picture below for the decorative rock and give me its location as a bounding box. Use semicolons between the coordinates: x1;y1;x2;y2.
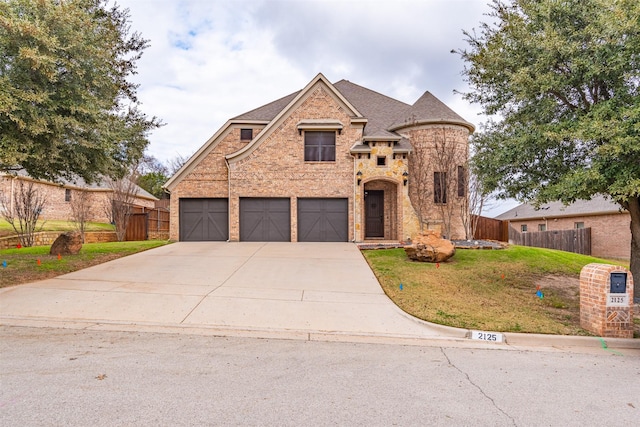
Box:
50;232;83;256
404;230;456;263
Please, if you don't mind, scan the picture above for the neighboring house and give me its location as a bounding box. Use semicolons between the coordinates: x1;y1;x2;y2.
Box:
0;171;157;223
164;73;474;242
496;195;631;260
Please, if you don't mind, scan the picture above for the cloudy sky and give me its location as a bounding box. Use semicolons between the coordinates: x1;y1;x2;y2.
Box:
116;0;515;214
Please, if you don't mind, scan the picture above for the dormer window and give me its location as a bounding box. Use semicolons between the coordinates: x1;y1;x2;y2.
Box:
240;129;253;141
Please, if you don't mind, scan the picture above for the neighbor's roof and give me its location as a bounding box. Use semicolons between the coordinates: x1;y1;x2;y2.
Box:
0;170;157;200
496;195;624;220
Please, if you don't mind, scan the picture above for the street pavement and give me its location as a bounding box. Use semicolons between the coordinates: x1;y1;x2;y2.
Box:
1;326;639;426
0;242;638;351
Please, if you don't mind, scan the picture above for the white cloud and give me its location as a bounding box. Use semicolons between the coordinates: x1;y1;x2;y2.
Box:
116;0;493;163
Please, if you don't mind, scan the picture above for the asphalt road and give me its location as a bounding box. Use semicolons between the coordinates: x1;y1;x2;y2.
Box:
1;326;639;426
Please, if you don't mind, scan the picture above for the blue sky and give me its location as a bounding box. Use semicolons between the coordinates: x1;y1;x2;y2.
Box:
116;0;517;215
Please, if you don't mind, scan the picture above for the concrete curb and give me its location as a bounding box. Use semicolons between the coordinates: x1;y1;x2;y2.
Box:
2;315;638;351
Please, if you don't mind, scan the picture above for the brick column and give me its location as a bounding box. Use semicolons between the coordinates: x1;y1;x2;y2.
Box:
580;263;634;338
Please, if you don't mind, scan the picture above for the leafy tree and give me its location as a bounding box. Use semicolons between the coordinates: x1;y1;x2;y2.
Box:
0;0;161;183
458;0;640;298
138;171;168;199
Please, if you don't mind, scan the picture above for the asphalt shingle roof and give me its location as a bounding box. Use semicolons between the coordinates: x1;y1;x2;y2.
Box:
389;91;474;130
230;77;473;140
496;195;624;220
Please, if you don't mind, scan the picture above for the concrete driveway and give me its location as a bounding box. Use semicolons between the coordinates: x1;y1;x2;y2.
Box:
0;242;464;342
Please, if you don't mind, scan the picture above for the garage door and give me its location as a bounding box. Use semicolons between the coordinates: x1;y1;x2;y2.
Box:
298;198;348;242
240;198;290;241
179;198;228;241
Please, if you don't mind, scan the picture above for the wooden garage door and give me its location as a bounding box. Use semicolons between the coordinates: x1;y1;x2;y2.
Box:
240;198;291;241
179;198;228;241
298;198;348;242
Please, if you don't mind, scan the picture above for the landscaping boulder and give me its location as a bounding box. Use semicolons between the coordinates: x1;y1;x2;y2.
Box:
404;230;456;263
50;232;83;256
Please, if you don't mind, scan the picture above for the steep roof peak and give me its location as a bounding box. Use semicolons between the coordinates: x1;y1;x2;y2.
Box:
389;91;475;132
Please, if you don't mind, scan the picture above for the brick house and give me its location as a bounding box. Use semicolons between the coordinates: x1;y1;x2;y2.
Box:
496;195;631;260
164;73;474;242
0;171;157;223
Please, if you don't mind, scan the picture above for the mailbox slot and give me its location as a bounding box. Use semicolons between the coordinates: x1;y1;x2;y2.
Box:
609;272;627;294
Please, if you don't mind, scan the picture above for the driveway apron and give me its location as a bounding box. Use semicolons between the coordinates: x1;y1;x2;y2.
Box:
0;242;463;340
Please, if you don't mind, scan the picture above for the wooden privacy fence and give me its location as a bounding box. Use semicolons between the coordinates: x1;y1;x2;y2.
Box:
125;206;170;241
471;215;508;241
508;226;591;255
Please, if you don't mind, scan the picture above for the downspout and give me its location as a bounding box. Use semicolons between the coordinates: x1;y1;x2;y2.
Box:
224;158;231;242
350;153;357;243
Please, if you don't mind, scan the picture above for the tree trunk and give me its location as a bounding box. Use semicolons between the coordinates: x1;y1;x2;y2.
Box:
628;197;640;303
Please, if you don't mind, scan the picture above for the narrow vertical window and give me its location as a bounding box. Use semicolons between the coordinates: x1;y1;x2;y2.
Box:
65;189;71;202
434;172;447;204
457;165;466;197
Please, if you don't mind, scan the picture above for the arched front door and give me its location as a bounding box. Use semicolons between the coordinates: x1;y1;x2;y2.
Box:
365;190;384;238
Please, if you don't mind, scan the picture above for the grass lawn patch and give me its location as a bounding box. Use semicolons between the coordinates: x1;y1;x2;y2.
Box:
0;219;115;238
0;240;170;288
363;245;637;336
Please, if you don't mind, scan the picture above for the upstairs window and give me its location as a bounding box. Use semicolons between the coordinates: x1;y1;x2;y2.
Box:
434;172;447;204
377;156;386;166
304;131;335;162
240;128;253;141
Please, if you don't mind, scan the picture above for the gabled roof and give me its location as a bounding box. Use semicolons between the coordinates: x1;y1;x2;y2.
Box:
496;195;625;220
232;91;300;121
0;170;157;200
226;73;363;163
165;73;474;190
389;91;475;132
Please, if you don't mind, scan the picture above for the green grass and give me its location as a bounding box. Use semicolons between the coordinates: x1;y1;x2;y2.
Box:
0;219;114;238
0;240;170;287
363;245;634;335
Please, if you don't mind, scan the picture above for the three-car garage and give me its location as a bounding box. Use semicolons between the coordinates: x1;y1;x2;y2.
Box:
178;197;348;242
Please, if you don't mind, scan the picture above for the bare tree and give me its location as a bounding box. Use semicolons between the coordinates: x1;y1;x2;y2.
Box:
167;153;191;176
429;128;460;239
459;167;490;240
69;189;92;243
408;139;433;233
104;172;140;242
0;181;46;247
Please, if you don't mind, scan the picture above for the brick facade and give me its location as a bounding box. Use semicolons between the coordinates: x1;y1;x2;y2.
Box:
166;74;474;243
507;213;631;260
0;176;156;224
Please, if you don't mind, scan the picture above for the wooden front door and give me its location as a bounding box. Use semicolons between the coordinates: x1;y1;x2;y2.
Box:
365;190;384;238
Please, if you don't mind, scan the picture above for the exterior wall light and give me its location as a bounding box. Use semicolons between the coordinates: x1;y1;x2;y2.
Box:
356;171;363;186
403;171;408;186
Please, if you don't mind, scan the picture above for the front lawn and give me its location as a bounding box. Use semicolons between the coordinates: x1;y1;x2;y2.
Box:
363;245;636;336
0;240;170;288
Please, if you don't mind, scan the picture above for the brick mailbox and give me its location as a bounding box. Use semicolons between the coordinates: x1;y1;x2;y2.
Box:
580;263;634;338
